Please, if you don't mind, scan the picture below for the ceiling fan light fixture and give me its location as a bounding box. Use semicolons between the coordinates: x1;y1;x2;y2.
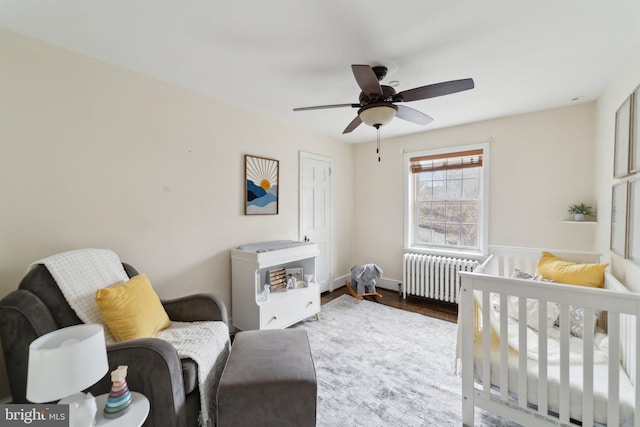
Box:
293;64;475;136
358;103;397;128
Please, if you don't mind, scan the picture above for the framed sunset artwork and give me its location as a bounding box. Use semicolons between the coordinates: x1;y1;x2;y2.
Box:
245;155;279;215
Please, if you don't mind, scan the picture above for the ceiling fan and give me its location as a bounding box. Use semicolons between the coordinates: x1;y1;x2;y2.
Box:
293;64;475;134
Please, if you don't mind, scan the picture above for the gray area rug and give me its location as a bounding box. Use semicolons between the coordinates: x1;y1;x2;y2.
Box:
292;295;520;426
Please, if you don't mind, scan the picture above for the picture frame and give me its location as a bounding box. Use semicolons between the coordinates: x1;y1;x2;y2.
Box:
611;182;628;257
614;95;632;178
245;155;279;215
285;267;304;282
628;179;640;264
632;87;640;173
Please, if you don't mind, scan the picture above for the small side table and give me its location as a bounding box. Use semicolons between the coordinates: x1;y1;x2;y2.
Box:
94;391;149;427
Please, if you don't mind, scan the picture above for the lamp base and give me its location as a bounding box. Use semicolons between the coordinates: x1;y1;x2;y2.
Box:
58;392;97;427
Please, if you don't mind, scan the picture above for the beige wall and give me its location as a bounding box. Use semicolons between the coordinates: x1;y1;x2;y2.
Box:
0;30;354;399
594;38;640;291
353;103;596;282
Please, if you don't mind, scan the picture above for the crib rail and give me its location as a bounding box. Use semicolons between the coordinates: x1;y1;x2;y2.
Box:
460;270;640;427
483;245;602;277
605;272;637;388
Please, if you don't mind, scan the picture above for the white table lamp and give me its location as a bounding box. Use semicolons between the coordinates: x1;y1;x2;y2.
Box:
27;324;109;426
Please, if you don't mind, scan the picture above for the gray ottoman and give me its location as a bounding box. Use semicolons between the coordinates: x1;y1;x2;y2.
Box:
217;329;317;427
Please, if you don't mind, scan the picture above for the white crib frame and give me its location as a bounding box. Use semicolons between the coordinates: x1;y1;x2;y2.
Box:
460;246;640;427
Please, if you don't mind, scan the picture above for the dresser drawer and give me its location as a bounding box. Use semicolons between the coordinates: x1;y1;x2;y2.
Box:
259;286;320;329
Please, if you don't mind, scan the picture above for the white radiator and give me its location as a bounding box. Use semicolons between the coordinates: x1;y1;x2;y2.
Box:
402;253;478;303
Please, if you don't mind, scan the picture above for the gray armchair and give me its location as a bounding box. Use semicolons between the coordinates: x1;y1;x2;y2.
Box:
0;263;229;427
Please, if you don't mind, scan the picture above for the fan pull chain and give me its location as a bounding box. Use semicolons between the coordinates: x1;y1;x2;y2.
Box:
376;127;381;162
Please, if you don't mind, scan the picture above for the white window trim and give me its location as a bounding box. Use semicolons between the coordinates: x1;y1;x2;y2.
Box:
403;142;490;257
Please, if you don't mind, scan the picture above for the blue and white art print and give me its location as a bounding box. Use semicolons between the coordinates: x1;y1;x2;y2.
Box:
245;154;279;215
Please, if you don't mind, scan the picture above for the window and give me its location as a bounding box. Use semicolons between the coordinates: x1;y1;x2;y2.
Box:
404;144;489;255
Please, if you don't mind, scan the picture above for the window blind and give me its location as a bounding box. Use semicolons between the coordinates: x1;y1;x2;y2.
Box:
410;148;483;174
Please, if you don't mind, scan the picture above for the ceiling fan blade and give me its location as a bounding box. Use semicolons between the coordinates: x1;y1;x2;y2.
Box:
395;105;434;126
394;78;475;102
293;103;359;111
352;65;383;97
342;116;362;134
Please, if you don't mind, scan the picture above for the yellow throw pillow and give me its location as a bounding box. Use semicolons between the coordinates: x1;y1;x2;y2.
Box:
96;273;171;342
535;252;608;288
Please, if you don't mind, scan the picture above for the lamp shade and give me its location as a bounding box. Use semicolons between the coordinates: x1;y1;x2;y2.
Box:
358;103;397;127
27;324;108;403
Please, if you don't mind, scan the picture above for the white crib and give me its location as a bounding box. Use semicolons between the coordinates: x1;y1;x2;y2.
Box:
459;246;640;427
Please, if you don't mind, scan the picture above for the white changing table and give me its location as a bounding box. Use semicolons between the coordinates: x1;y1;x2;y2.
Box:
231;241;320;331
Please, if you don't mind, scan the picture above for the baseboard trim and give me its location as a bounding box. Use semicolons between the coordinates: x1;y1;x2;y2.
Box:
332;274;349;290
375;277;403;292
331;274;402;293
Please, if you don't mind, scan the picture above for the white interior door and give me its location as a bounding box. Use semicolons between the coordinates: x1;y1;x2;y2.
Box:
299;152;332;292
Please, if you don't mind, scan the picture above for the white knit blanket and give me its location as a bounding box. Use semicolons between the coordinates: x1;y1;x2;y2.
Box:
155;321;230;425
31;248;229;425
31;248;130;342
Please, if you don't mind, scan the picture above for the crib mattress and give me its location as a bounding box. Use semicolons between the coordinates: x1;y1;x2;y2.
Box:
473;330;635;425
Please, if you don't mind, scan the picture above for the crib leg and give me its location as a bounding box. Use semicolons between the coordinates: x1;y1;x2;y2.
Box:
461;285;475;426
462;395;474;426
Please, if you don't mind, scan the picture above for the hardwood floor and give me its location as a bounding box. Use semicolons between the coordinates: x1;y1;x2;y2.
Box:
229;286;457;340
321;285;458;323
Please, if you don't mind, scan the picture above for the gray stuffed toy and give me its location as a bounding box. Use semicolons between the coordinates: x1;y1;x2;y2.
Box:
350;264;383;294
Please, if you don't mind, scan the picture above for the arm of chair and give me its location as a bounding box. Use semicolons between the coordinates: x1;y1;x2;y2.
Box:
89;338;188;427
0;290;59;403
162;293;229;327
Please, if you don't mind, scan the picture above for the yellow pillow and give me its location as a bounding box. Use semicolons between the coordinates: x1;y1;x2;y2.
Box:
96;273;171;342
535;252;608;288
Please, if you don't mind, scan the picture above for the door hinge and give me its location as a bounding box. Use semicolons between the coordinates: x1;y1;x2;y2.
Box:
329;168;332;176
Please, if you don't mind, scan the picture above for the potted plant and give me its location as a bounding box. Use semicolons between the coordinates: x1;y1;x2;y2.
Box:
568;203;594;221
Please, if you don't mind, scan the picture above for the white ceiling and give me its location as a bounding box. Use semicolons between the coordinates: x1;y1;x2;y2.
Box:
2;1;640;143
